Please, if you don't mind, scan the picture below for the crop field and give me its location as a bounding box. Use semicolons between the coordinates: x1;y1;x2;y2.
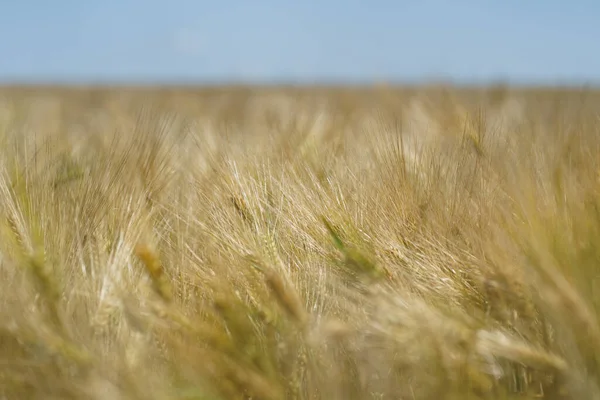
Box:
0;84;599;399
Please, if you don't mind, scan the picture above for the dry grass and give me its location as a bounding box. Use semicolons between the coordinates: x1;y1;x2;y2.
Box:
0;83;599;399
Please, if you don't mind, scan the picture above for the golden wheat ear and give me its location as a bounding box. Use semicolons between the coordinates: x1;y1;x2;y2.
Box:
134;243;173;303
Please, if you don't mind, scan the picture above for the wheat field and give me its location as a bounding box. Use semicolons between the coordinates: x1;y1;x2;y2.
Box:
0;84;599;399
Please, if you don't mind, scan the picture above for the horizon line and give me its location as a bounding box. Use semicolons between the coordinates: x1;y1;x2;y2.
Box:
1;77;600;90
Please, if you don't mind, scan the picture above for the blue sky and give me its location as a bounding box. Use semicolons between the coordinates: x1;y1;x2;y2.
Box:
0;0;598;84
